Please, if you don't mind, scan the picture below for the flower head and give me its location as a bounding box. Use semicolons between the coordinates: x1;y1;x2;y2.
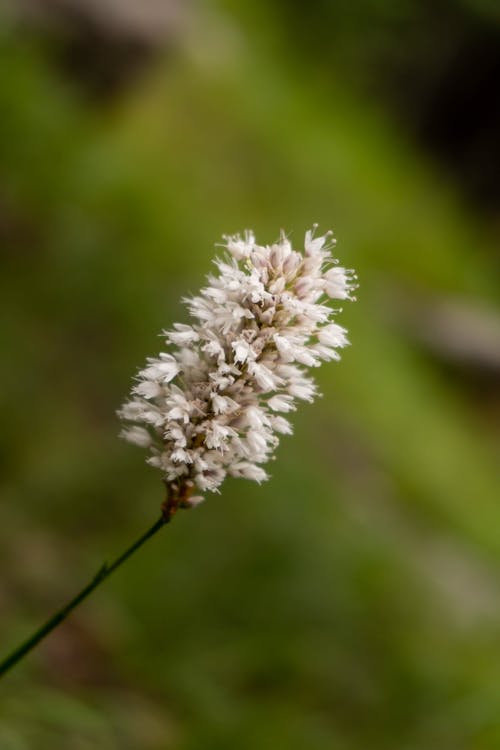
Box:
119;227;356;513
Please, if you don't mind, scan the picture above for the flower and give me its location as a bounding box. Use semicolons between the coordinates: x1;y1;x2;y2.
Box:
119;227;356;512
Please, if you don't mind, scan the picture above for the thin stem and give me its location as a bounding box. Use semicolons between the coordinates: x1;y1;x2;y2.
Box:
0;514;169;679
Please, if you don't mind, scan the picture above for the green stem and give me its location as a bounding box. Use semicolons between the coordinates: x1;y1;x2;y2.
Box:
0;514;168;679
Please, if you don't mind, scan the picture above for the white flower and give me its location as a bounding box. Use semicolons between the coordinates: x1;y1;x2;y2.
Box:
211;393;239;414
229;462;268;483
232;338;254;364
288;380;317;401
246;429;269;455
244;406;271;430
267;394;295;413
119;227;357;512
247;361;283;391
305;227;329;255
269;416;293;435
187;495;205;507
318;323;349;348
223;230;255;260
171;447;193;464
204;422;238;450
273;333;295;362
140;353;181;383
120;426;152;448
164;425;187;446
324;266;355;300
164;324;199;346
166;388;193;423
133;381;162;399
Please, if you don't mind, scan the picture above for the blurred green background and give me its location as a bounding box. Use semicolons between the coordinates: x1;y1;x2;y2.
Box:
1;1;500;748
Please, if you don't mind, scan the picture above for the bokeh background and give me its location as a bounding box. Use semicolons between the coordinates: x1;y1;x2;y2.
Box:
1;1;500;748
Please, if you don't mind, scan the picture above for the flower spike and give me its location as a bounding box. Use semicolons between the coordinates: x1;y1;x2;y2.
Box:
119;228;357;512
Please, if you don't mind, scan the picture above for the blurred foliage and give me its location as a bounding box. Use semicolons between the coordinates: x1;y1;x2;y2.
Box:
1;2;500;749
